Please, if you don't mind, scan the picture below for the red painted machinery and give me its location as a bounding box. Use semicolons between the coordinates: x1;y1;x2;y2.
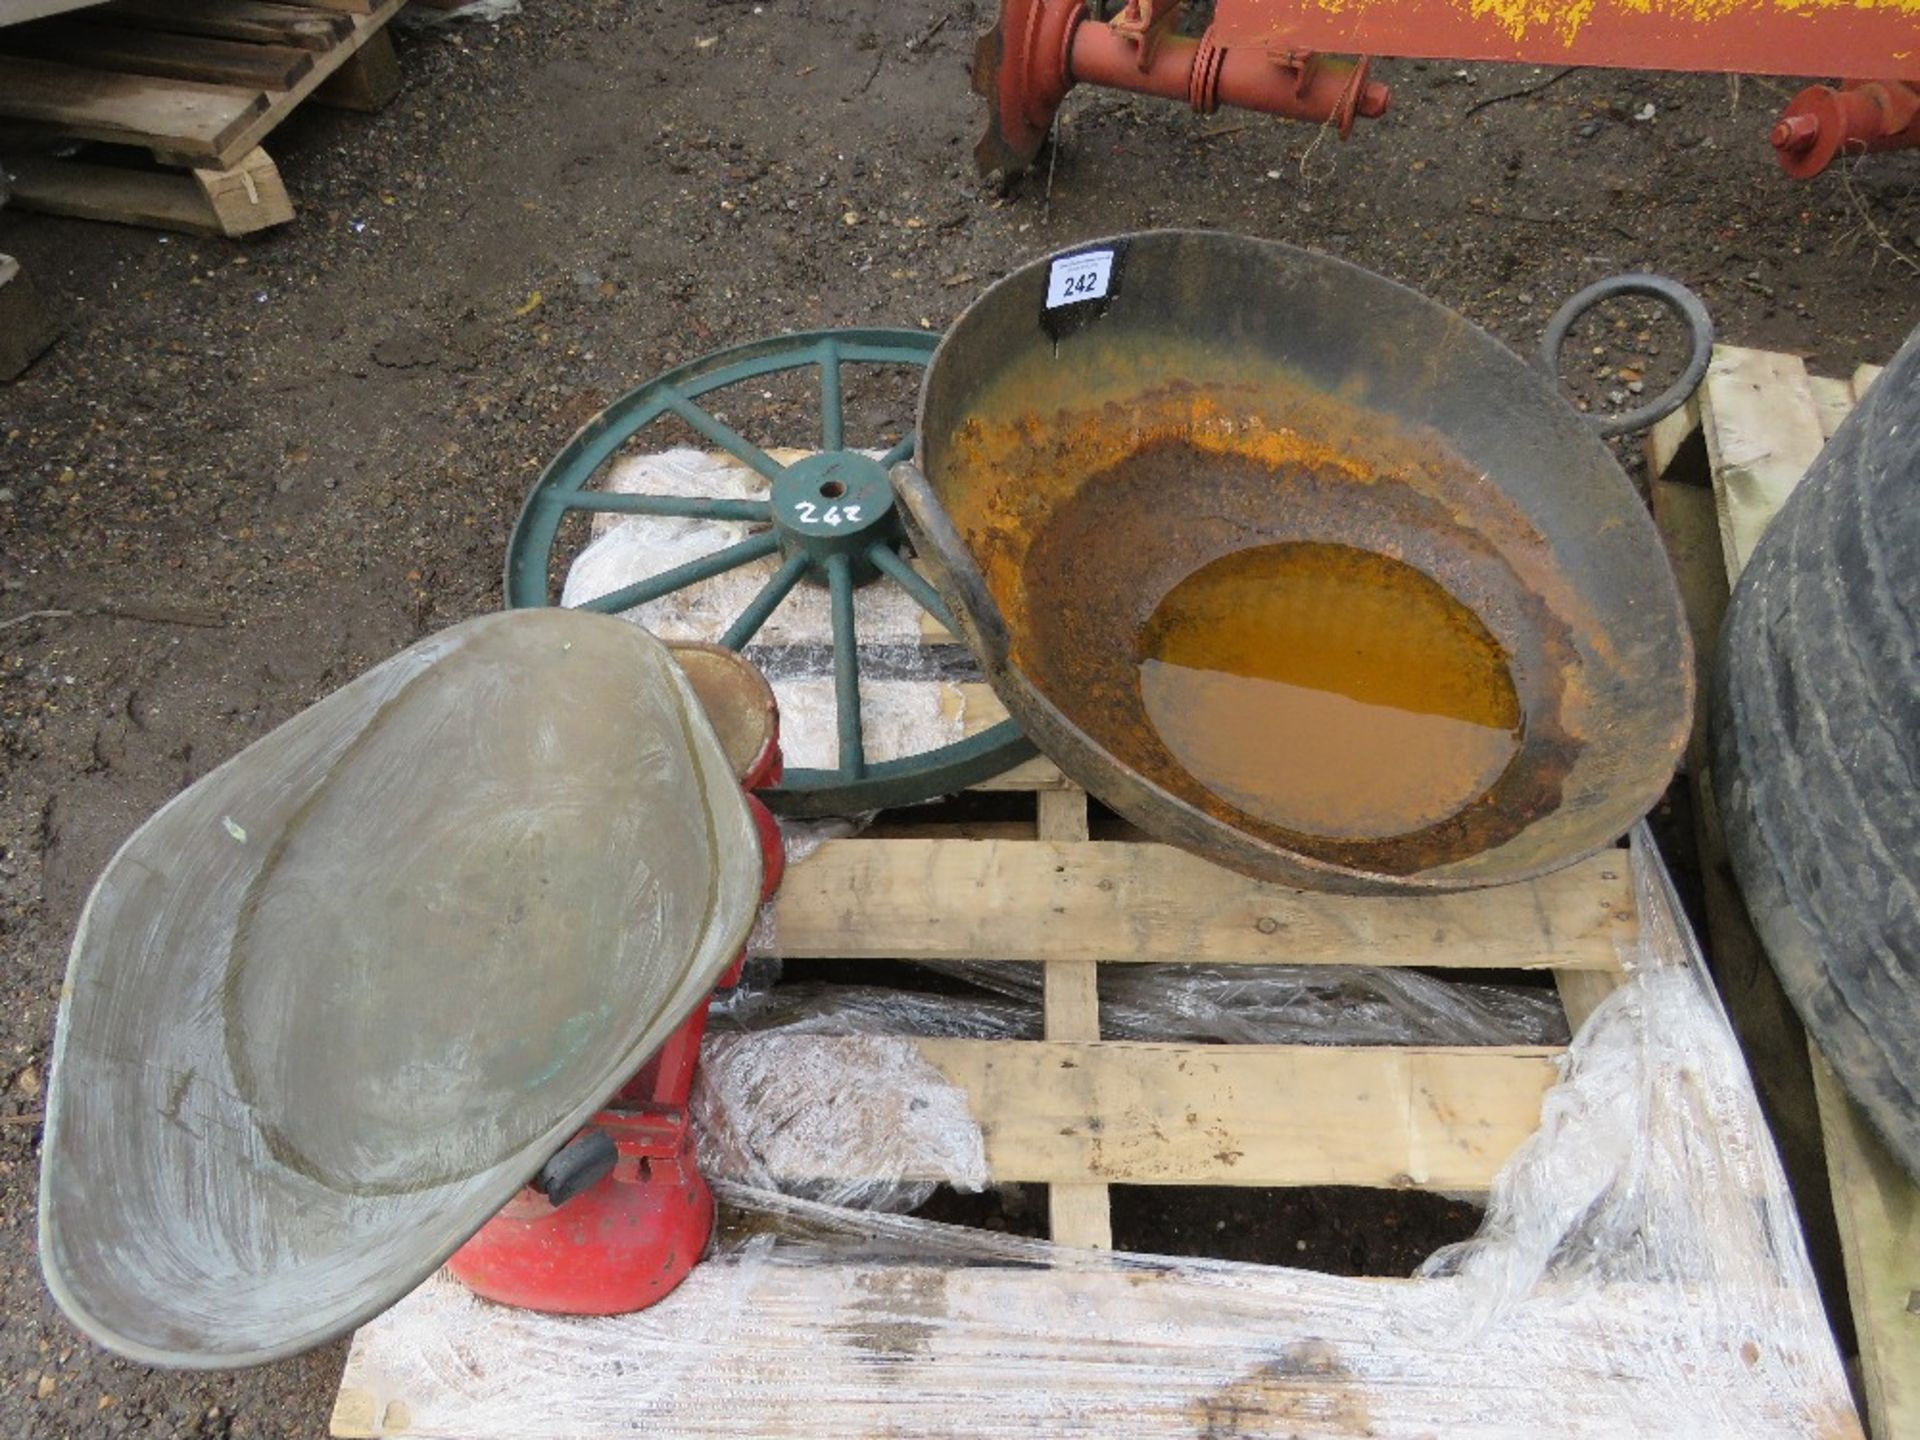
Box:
450;644;787;1315
973;0;1920;180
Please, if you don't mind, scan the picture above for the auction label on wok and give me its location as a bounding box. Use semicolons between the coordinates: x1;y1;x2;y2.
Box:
1045;249;1114;308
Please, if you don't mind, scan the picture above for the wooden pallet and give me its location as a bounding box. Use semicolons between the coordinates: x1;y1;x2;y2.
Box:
759;786;1630;1241
1649;346;1917;1440
0;0;403;236
332;763;1867;1436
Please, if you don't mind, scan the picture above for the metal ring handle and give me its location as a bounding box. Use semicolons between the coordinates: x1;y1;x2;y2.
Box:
890;459;1013;673
1538;274;1713;439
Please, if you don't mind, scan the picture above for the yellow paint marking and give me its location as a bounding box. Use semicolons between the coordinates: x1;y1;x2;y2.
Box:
1302;0;1920;45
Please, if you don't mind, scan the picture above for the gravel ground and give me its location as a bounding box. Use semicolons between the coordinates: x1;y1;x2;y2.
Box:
1;1;1916;1434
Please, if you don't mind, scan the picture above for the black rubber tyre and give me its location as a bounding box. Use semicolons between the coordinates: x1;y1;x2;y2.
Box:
1711;322;1920;1180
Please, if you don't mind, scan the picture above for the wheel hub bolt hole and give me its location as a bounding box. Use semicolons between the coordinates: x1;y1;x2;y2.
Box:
820;480;847;499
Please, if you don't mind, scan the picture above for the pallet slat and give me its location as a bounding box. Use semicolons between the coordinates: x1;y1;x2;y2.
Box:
1036;789;1112;1247
736;1034;1562;1190
0;20;314;90
99;0;352;51
4;147;293;238
1697;346;1828;577
767;838;1632;969
1814;1054;1920;1440
0;55;265;161
333;1261;1850;1440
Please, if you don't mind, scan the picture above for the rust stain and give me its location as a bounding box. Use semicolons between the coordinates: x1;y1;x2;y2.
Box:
834;1269;952;1362
1189;1339;1373;1438
947;370;1589;876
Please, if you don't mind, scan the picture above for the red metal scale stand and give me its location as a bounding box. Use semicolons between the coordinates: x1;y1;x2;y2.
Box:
449;685;787;1315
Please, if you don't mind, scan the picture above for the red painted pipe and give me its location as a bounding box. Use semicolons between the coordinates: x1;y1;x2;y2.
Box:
1771;80;1920;179
1070;21;1388;130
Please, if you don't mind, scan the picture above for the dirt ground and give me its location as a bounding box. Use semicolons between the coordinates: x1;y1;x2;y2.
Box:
0;0;1916;1433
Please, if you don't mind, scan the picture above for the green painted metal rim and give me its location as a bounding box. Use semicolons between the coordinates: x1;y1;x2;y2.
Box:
503;328;1036;815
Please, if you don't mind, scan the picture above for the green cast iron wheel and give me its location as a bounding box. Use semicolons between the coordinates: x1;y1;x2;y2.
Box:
505;328;1035;816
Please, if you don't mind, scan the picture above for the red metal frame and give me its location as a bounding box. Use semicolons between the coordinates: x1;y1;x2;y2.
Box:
1210;0;1919;84
975;0;1920;179
448;707;786;1316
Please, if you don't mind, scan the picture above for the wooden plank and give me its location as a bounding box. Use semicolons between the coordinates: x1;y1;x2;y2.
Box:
99;0;351;51
1553;969;1622;1033
946;681;1069;791
1696;345;1828;577
1644;389;1701;482
5;145;292;235
1653;473;1853;1349
738;1035;1561;1190
189;0;401;166
1036;788;1111;1249
1852;364;1885;402
1652;478;1729;751
1814;1052;1920;1440
0;54;264;159
1809;375;1857;441
0;254;61;382
334;1262;1860;1440
1658;370;1880;1362
0;19;314;88
767;838;1633;969
311;21;394;110
973;753;1071;792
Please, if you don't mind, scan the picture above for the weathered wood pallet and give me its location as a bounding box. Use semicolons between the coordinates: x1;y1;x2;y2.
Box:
1649;346;1916;1440
332;758;1864;1437
761;785;1629;1244
0;0;402;235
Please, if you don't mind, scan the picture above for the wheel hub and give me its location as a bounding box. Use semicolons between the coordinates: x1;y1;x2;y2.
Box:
503;327;1037;814
770;451;901;581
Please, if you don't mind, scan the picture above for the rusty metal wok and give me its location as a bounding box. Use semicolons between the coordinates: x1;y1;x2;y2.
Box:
894;231;1700;894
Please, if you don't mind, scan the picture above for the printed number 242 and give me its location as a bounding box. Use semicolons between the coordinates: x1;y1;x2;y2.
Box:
795;501;862;526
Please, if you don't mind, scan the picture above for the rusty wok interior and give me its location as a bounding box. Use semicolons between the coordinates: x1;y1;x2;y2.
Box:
898;230;1692;894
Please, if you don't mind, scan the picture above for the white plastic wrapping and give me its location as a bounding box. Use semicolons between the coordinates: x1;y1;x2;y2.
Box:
921;961;1571;1046
338;830;1857;1439
690;964;1565;1213
696;982;1025;1211
559;449;973;773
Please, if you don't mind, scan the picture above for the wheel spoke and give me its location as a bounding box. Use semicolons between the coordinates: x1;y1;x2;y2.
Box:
577;531;781;615
819;338;844;453
878;433;916;469
827;552;866;779
661;387;788;485
719;550;810;650
867;542;957;634
562;493;771;522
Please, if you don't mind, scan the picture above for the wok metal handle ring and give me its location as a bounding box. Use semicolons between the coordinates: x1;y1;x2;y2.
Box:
1538;273;1713;439
890;459;1012;672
